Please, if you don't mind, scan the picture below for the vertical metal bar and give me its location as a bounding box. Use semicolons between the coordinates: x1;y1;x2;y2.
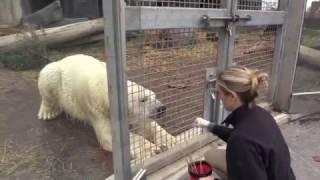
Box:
278;0;289;10
220;0;229;8
227;0;233;9
228;0;238;66
102;0;132;179
214;0;237;123
214;28;227;124
273;0;307;111
268;26;285;102
268;0;289;103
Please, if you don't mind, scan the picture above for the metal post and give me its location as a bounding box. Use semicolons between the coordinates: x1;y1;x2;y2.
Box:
102;0;132;179
273;0;307;111
220;0;229;8
214;0;237;123
228;0;238;66
216;0;237;68
268;0;288;103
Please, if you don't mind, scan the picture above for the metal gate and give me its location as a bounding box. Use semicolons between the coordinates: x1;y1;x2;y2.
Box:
103;0;301;179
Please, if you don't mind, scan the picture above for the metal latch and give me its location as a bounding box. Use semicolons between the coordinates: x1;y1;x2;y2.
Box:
201;14;251;25
206;67;217;83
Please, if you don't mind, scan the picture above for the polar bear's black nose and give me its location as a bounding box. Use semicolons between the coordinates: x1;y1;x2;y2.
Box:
155;105;166;118
157;105;166;114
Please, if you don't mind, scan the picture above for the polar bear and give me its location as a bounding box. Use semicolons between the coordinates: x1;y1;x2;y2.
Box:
37;54;176;159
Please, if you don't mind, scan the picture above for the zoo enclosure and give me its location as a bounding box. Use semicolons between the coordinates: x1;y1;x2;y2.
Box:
103;0;306;179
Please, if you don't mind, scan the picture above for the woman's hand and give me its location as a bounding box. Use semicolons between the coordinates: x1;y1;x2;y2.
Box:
194;117;211;127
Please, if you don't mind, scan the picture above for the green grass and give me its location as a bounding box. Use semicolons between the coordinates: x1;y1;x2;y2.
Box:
303;28;320;37
0;39;105;71
0;29;49;70
302;28;320;47
0;46;49;71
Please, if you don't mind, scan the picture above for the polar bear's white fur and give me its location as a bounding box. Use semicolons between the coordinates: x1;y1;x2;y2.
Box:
37;54;176;159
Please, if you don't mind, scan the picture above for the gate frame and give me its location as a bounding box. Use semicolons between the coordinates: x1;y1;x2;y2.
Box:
271;0;308;112
103;0;132;179
102;0;305;179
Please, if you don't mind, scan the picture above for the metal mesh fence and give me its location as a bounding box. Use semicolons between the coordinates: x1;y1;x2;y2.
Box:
127;0;221;8
126;28;218;164
233;25;277;102
126;0;280;10
238;0;279;10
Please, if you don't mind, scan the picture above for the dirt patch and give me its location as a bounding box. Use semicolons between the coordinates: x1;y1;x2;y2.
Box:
0;68;113;179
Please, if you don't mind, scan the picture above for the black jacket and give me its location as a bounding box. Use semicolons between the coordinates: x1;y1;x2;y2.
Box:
208;104;295;180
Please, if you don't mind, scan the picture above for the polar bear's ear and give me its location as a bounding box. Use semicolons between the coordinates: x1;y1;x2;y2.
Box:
140;96;149;103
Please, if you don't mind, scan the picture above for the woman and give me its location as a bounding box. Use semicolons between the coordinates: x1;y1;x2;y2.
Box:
195;66;295;180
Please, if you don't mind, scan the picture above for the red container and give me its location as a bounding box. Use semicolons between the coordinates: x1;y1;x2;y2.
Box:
188;160;213;180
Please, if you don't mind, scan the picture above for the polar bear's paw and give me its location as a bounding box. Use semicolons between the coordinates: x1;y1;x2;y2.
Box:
38;102;61;120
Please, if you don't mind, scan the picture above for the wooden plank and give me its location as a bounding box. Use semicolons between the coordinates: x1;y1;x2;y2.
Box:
0;18;104;53
299;45;320;69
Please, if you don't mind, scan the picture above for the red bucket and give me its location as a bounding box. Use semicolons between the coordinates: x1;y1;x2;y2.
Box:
188;160;213;180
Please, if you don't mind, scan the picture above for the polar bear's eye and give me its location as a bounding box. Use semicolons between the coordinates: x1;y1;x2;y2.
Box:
140;96;148;103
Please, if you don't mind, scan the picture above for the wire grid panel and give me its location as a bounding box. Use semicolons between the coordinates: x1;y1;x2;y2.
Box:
126;28;218;164
238;0;279;10
233;25;277;102
127;0;221;8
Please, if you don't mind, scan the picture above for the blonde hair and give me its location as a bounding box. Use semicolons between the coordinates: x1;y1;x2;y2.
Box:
217;66;269;106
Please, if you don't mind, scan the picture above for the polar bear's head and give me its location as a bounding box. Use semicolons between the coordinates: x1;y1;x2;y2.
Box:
127;81;166;119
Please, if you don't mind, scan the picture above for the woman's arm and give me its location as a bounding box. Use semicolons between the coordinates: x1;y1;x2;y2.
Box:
195;117;233;142
207;124;233;142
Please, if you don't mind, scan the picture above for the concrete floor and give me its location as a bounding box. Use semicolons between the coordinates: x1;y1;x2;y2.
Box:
283;61;320;179
282;116;320;180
